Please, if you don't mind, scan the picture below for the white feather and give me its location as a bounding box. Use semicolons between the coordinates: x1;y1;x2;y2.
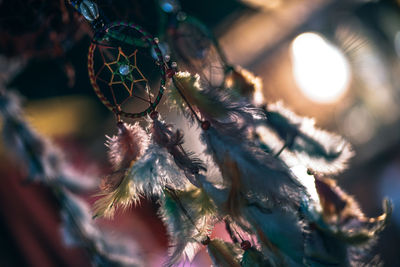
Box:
128;142;189;197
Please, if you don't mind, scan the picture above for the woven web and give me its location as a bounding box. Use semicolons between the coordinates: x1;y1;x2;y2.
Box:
95;46;153;107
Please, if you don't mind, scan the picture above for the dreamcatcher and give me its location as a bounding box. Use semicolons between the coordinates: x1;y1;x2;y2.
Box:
64;1;392;266
157;0;232;88
88;21;166;119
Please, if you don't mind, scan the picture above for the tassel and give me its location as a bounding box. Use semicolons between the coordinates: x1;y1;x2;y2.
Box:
259;102;354;174
159;187;216;266
206;239;242;267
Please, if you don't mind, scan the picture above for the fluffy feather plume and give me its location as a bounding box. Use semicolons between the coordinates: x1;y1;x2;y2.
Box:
300;176;391;265
170;71;262;124
202;127;307;212
94;139;190;218
128;142;189;196
93;172;138;219
206;239;242;267
94;122;148;218
159;187;216;266
151;117;206;187
106;122;148;172
313;176;392;244
261;102;354;174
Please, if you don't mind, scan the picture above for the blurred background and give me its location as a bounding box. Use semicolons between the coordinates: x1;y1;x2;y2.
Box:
0;0;400;266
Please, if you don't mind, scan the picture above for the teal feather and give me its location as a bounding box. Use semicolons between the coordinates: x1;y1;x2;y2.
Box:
241;248;272;267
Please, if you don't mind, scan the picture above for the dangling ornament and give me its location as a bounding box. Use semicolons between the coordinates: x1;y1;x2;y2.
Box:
158;0;232;88
88;21;166;119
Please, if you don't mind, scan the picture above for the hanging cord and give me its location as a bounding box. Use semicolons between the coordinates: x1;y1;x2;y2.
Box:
171;76;202;124
167;65;211;130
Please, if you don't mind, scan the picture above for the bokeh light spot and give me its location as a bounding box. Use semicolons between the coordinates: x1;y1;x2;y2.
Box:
291;32;351;103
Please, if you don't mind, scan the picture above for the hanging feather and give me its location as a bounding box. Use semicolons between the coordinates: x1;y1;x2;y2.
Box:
206;239;242;267
0;90;143;265
93;122;148;219
313;176;392;245
128;141;189;195
198;174;307;266
94;140;190;218
93;171;139;219
170;71;305;212
260;102;354;174
106;122;149;174
243;204;306;266
202;126;307;213
151;116;206;187
300;176;391;266
159;187;216;266
170;71;262;125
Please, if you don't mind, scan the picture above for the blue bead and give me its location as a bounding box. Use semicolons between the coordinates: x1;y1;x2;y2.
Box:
159;0;179;13
119;65;130;75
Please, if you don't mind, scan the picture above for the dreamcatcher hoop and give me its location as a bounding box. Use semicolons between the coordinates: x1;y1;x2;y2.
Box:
166;15;231;88
88;21;166;119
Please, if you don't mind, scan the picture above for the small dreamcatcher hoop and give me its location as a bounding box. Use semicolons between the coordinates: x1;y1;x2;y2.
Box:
165;14;231;88
88;21;166;119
